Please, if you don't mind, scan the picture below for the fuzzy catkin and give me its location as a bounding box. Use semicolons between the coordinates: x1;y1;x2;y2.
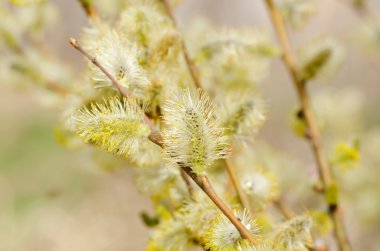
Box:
72;96;150;157
162;89;229;176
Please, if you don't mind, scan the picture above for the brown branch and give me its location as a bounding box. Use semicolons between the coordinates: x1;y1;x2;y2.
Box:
180;168;195;197
274;199;293;220
224;158;253;214
69;38;257;244
263;1;351;251
161;0;253;214
76;0;97;17
162;0;202;90
69;38;163;146
180;165;257;243
46;80;69;96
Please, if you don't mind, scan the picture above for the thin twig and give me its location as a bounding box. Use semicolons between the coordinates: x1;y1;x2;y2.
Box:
46;80;69;96
69;38;257;244
263;1;351;251
180;165;257;244
180;168;195;197
161;0;253;214
225;158;253;214
274;199;293;220
162;0;202;90
69;38;163;146
76;0;97;17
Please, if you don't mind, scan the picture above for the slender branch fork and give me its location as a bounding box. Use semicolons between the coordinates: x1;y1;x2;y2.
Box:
76;0;292;236
161;0;254;216
69;38;257;244
73;0;251;241
74;0;286;239
263;1;351;250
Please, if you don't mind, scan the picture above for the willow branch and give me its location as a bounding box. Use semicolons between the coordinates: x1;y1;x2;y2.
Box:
76;0;97;17
69;38;162;145
180;165;257;243
180;168;195;197
274;199;293;220
225;158;253;214
162;0;202;90
161;0;253;214
263;1;351;250
69;38;257;244
46;80;69;96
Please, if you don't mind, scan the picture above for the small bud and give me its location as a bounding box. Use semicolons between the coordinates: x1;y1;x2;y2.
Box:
310;210;332;236
290;108;308;137
325;182;339;206
331;139;360;171
297;37;344;82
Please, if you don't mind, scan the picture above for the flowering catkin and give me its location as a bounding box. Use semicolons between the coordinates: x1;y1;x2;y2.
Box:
88;31;149;100
72;96;150;157
240;168;279;210
162;89;229;176
219;92;266;141
297;37;344;82
204;209;260;251
272;216;313;251
277;0;317;29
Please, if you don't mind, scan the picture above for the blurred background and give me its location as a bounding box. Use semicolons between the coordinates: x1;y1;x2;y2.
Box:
0;0;379;250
